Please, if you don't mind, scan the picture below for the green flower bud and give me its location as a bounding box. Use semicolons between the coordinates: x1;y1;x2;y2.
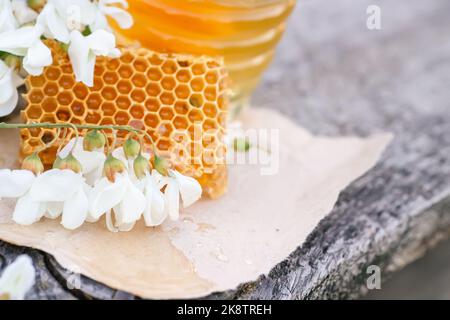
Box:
22;153;44;175
133;155;150;180
154;155;169;176
83;130;106;152
3;54;21;71
53;156;63;169
103;154;126;182
82;26;92;36
123;138;141;159
27;0;46;11
233;137;251;152
55;154;83;173
60;42;69;53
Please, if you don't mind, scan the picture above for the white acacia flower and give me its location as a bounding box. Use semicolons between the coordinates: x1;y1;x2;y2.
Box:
112;146;134;175
0;169;35;200
0;168;46;225
59;137;106;185
141;170;165;227
0;24;52;75
0;0;18;32
11;0;38;26
89;171;146;232
92;0;133;31
111;147;166;227
29;169;89;230
0;255;35;300
0;60;20;117
37;1;70;43
0;167;89;230
34;0;124;87
162;170;202;221
68;29;120;86
112;146;166;227
37;0;97;43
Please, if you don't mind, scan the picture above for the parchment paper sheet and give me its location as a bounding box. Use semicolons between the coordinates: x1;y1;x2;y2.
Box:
0;108;392;299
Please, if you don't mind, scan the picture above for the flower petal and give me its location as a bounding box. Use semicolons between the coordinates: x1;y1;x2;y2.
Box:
51;0;97;28
62;186;88;230
0;64;19;117
60;137;106;175
30;169;83;202
91;10;109;31
170;170;202;207
86;29;119;57
151;169;164;184
110;206;136;232
0;0;18;32
111;147;127;166
13;192;45;225
165;179;180;221
105;210;118;232
0;25;42;56
0;255;35;300
143;174;166;226
68;30;94;86
88;174;127;219
117;221;135;232
101;6;133;29
84;164;104;186
37;2;70;43
23;39;52;76
0;169;34;198
0;88;18;117
57;137;75;159
79;150;105;174
100;0;129;8
83;182;98;222
0;66;16;102
11;0;38;25
45;201;63;219
153;170;171;190
116;178;146;224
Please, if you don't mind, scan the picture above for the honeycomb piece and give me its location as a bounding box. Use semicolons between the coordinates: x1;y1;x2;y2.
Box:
21;41;230;199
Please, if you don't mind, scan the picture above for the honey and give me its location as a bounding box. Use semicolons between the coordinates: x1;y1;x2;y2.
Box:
113;0;296;116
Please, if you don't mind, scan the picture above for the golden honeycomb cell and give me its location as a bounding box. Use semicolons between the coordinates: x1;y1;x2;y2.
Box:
130;105;145;119
104;71;119;85
29;75;46;87
176;70;191;83
191;78;205;92
21;41;230;199
132;74;146;88
42;98;58;112
45;67;61;81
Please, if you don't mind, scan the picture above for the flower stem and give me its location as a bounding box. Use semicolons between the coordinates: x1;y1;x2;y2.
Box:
0;122;137;132
0;122;158;154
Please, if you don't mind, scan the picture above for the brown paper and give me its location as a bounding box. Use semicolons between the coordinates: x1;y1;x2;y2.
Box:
0;108;392;299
